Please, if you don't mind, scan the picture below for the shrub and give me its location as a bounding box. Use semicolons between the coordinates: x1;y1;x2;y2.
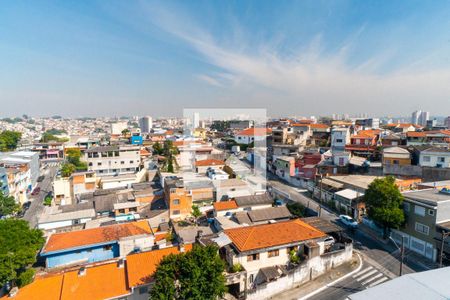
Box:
17;268;35;287
231;263;243;273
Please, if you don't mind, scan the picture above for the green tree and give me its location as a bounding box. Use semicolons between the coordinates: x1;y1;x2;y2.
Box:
17;268;35;287
0;131;22;152
191;205;201;222
152;142;163;155
0;219;44;286
150;245;226;300
61;163;76;177
0;191;20;216
65;148;87;171
364;176;405;238
121;128;130;136
287;202;305;218
167;157;174;173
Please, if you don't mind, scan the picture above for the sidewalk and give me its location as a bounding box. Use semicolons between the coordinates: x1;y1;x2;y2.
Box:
273;253;361;300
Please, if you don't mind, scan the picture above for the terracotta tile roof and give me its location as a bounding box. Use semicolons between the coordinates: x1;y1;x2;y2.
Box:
3;261;130;300
126;244;193;287
60;262;129;300
406;131;427;137
195;159;225;167
224;219;326;252
213;200;238;211
1;273;64;300
42;220;152;253
236;128;272;136
140;149;151;156
310;123;329;129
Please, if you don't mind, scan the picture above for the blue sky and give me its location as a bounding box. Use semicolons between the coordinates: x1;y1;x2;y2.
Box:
1;1;450;117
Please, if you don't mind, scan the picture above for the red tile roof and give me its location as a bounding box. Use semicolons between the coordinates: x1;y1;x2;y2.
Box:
126;244;193;287
42;220;152;253
195;159;225;167
224;219;326;252
310;123;330;129
236;128;272;136
213;200;238;211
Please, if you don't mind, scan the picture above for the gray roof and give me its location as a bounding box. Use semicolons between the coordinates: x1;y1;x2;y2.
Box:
85;145;119;153
421;147;450;153
234;211;252;225
247;206;292;223
234;193;273;207
403;189;450;206
301;217;342;233
348;266;450;300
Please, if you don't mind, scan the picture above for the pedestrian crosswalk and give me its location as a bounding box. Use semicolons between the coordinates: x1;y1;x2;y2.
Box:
352;266;389;289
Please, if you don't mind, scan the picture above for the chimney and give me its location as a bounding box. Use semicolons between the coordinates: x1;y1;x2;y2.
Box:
117;258;125;269
78;266;86;277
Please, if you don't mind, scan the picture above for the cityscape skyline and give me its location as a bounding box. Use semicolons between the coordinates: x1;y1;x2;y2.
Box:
1;1;450;117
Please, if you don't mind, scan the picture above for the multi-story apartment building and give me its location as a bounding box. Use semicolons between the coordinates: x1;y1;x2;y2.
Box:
330;127;350;152
391;188;450;262
85;145;141;176
164;177;193;220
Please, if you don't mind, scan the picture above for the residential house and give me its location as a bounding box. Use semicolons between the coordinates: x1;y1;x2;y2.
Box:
223;219;328;290
274;156;296;181
195;159;225;173
234;128;271;145
164;177;193;220
214;178;253;201
391;188;450;262
233;193;274;211
345;130;380;158
419;147;450;168
53;171;97;205
382;147;411;166
331;127;350;152
85;145;141;176
37;206;96;231
40;220;154;268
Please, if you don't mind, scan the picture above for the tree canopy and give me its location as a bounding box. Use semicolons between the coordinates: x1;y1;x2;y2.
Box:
65;148;87;171
0;219;44;286
0;191;20;217
364;176;405;237
61;163;76;177
150;245;227;300
0;131;22;152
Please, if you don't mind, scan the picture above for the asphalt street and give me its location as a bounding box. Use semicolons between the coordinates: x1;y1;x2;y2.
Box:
23;162;60;228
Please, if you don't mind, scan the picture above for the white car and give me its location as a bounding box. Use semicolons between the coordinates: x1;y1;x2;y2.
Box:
323;236;335;246
339;215;358;228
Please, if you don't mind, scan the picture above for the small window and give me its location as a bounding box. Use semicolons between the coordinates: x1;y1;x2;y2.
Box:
423;156;431;162
97;162;102;166
88;162;93;166
415;222;429;235
414;205;426;217
247;253;259;262
119;209;125;214
429;209;435;216
130;160;134;164
172;210;180;215
120;161;125;164
249;274;254;283
103;245;113;251
438;157;446;163
268;249;279;258
173;199;180;205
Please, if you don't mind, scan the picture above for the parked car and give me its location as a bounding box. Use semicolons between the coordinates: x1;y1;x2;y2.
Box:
37;175;45;182
339;215;358;228
31;187;41;196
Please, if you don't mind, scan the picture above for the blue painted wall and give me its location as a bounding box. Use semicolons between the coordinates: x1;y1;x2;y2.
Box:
44;243;119;268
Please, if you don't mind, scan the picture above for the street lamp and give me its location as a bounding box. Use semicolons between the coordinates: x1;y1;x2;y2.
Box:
388;234;405;276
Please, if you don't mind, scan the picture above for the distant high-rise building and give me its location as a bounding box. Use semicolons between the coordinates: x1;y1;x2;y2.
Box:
193;112;200;129
419;111;430;126
445;116;450;129
411;110;421;125
139;116;152;133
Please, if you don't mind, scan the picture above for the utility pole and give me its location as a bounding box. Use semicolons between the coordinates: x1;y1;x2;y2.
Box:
400;236;404;276
439;230;449;268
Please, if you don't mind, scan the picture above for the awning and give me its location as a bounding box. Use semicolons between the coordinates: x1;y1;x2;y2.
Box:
321;178;344;190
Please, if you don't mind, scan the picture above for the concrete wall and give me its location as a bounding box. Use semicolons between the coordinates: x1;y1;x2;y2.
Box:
383;164;422;177
246;244;353;300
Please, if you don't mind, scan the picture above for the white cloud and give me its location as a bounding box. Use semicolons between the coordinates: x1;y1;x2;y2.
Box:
139;2;450;116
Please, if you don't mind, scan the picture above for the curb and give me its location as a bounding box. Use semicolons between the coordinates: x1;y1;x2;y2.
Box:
297;253;363;300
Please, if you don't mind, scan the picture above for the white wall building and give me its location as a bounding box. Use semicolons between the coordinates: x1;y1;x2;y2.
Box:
85;145;141;176
419;148;450;168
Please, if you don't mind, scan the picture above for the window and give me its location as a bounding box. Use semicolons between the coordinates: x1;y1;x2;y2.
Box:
415;222;429;235
172;210;180;215
173;199;180;205
130;160;134;164
438;157;446;163
119;209;125;214
249;274;254;283
423;156;431;162
268;249;279;257
336;139;343;143
88;162;93;167
414;205;426;216
393;160;399;165
403;202;410;212
247;253;259;262
120;161;125;164
97;162;102;166
429;209;435;216
103;245;113;251
139;286;149;294
73;219;80;225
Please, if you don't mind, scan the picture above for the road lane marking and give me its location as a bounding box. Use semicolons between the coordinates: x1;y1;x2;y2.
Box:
361;273;383;285
352;266;373;278
356;269;378;281
367;276;389;288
